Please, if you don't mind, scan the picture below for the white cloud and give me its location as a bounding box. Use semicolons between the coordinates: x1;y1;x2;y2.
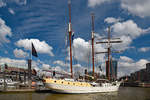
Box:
110;20;150;50
115;35;132;50
52;60;89;76
53;66;62;72
112;20;144;38
118;56;149;77
135;59;148;69
0;0;6;7
0;0;27;7
88;0;111;7
53;60;69;67
14;0;27;5
53;60;89;76
4;50;8;54
42;64;51;70
15;39;54;56
73;64;82;68
121;0;150;18
72;38;91;62
0;18;12;44
104;17;121;24
13;48;29;58
120;56;134;63
33;60;51;71
8;8;15;15
139;47;150;52
67;37;106;63
73;64;86;76
51;66;69;75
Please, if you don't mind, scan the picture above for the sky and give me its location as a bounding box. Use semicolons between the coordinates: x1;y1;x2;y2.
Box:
0;0;150;77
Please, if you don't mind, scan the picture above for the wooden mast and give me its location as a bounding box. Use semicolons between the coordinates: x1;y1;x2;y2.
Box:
68;0;73;78
96;26;122;80
107;26;111;80
91;13;95;77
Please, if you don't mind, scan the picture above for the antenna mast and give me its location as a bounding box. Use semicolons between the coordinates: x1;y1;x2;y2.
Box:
68;0;73;78
91;13;95;77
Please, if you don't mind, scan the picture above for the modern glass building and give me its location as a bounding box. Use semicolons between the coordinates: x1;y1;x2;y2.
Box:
106;60;118;79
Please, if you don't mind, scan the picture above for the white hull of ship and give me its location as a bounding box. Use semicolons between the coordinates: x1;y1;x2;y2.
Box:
45;82;121;94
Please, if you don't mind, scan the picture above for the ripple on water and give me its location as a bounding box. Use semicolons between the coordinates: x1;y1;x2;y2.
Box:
0;87;150;100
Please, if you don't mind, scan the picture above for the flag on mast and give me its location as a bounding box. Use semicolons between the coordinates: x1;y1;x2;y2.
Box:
32;43;38;57
71;31;74;44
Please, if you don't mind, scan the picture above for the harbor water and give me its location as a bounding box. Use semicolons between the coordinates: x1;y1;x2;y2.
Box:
0;87;150;100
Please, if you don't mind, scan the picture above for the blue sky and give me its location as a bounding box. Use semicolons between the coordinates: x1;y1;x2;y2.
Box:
0;0;150;77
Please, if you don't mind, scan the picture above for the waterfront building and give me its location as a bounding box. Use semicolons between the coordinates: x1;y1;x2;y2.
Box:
0;64;37;82
146;63;150;82
106;60;118;80
128;63;150;82
139;69;147;82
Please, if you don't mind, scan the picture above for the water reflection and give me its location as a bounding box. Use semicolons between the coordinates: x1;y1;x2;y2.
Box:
0;87;150;100
44;92;118;100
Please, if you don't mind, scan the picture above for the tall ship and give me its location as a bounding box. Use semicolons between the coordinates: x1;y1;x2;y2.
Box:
43;0;122;94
